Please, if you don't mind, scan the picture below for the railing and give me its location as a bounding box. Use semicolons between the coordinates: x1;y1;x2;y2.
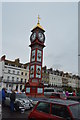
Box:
3;79;25;84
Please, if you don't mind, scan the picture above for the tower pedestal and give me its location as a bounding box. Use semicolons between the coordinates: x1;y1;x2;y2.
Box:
25;82;44;97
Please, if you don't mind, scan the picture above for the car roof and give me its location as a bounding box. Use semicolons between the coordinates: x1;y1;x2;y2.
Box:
39;98;79;106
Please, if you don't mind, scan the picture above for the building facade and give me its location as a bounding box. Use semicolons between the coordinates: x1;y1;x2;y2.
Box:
1;55;29;92
42;67;80;89
1;55;80;92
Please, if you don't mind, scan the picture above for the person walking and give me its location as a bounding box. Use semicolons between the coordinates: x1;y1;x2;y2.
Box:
73;90;76;96
2;88;6;107
10;90;16;112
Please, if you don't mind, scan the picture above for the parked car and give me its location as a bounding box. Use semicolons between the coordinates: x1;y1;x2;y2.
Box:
68;92;73;96
28;98;80;120
44;87;54;96
5;92;33;111
49;92;67;100
67;96;80;102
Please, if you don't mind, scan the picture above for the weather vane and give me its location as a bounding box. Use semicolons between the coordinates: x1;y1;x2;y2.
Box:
37;15;40;24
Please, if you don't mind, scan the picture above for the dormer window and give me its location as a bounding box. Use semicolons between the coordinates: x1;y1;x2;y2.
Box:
21;65;24;68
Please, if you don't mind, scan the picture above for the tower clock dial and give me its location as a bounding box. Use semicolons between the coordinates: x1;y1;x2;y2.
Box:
38;32;45;42
30;32;36;42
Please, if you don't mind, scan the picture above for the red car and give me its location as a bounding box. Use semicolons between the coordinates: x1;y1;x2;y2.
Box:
49;92;67;100
28;98;80;120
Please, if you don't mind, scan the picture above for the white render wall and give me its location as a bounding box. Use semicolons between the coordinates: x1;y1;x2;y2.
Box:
49;74;62;86
2;61;29;92
49;73;79;88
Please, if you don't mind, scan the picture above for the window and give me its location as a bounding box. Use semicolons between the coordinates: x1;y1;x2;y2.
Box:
69;104;80;119
20;85;22;90
5;62;8;65
25;73;27;76
25;79;26;83
51;104;71;119
37;88;43;93
44;88;54;92
13;70;15;74
16;85;18;91
36;102;50;114
7;76;9;81
32;87;36;90
51;93;60;98
8;70;10;73
21;72;23;75
12;77;14;82
21;65;24;68
6;84;8;87
17;77;19;82
9;84;11;87
21;78;23;82
26;87;30;93
17;71;19;75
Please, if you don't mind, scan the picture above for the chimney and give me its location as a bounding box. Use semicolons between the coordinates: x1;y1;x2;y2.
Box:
1;55;6;61
15;58;20;63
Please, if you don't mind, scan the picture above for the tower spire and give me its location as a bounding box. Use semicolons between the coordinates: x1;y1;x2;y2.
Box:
37;15;40;24
31;15;45;32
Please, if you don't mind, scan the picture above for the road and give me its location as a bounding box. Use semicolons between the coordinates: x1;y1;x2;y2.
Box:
1;106;32;120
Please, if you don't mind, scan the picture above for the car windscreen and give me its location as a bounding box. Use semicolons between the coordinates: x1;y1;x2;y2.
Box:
36;102;50;114
16;93;27;98
69;103;80;119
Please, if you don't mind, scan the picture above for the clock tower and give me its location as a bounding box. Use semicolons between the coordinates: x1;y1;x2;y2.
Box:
25;16;45;97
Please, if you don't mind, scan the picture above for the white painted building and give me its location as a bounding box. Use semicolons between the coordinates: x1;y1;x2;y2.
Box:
48;69;80;89
49;74;62;87
1;55;29;92
68;77;79;88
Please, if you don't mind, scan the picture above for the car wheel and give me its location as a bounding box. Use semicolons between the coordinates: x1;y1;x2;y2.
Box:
14;102;20;111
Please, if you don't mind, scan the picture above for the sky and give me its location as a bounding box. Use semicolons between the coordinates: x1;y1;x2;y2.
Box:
1;2;79;75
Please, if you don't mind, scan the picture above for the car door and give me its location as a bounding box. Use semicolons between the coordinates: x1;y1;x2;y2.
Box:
33;101;51;120
50;103;72;120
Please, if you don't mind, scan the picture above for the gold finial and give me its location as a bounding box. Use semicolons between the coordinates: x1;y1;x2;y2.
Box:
37;15;40;24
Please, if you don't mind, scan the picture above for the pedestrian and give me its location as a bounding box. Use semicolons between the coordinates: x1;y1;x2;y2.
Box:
2;88;6;107
65;91;69;97
73;90;76;96
10;90;16;112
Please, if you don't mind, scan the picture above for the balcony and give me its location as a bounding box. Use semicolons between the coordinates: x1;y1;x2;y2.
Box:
3;79;25;84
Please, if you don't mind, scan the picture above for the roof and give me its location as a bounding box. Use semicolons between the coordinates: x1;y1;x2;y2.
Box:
4;58;29;69
39;98;79;106
31;23;45;32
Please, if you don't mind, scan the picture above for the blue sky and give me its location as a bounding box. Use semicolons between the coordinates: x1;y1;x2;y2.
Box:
1;2;78;74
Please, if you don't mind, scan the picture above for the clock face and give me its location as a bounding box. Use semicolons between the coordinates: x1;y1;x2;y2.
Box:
38;32;45;42
30;32;36;42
